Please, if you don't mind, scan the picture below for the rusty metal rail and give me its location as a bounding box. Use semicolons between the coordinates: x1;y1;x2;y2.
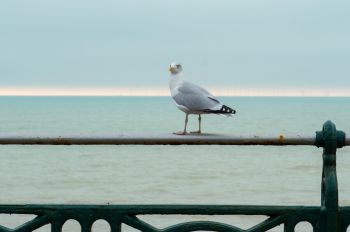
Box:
0;133;348;146
0;121;349;231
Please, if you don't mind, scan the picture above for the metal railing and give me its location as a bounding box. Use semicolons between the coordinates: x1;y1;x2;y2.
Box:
0;120;348;232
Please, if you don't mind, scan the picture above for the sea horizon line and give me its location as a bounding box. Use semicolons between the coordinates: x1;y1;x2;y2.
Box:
0;87;349;97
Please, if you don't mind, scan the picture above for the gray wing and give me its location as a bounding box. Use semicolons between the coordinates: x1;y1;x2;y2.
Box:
172;81;221;111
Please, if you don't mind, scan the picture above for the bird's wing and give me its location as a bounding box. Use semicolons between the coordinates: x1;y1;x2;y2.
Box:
172;81;221;111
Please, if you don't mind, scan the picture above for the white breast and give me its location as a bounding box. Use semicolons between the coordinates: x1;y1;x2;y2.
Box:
169;74;182;97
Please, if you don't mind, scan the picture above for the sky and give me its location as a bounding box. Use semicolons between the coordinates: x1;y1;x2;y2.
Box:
1;0;350;96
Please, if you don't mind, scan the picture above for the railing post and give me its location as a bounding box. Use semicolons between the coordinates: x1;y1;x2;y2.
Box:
315;120;345;232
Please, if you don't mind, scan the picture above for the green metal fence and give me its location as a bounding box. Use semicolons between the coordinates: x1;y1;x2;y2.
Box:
0;120;348;232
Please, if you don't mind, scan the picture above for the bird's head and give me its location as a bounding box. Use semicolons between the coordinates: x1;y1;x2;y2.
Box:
169;63;183;74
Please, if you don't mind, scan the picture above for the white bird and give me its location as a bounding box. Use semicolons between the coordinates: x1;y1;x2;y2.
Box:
169;63;236;135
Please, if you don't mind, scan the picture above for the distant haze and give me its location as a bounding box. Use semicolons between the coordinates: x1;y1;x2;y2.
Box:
1;0;349;96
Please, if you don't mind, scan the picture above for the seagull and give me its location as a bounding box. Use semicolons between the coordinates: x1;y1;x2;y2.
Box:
169;63;236;135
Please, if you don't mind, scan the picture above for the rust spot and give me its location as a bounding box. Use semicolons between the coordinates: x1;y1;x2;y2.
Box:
279;135;285;143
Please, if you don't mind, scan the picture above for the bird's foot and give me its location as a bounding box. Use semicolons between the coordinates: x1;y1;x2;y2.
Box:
190;130;202;134
173;131;188;135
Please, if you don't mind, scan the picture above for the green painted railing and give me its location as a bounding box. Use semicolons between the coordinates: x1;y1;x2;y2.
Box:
0;120;349;232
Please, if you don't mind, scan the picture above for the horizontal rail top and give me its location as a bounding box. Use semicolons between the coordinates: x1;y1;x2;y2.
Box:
0;133;348;145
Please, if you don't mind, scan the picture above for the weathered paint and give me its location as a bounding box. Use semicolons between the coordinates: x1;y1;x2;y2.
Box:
0;134;321;145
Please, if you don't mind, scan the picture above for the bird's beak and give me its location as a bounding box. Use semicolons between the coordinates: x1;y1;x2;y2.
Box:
169;66;176;72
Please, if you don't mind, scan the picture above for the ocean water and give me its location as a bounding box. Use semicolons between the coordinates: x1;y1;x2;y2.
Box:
0;96;350;231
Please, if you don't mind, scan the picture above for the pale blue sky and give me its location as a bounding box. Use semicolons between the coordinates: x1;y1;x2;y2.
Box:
1;0;350;94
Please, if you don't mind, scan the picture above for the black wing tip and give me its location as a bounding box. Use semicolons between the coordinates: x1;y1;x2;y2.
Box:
222;105;236;114
203;105;236;114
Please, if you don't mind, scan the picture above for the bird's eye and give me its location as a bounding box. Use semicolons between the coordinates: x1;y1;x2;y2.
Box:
176;64;181;67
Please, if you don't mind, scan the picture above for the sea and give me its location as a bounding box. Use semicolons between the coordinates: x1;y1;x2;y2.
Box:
0;96;349;231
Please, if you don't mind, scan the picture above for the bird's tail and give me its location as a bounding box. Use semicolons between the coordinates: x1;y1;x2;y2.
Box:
203;105;236;116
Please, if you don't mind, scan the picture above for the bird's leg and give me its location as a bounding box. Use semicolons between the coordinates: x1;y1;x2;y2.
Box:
174;114;188;135
199;114;202;133
191;114;202;134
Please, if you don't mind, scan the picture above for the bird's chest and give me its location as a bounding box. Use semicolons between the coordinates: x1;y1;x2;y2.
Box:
169;78;182;97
